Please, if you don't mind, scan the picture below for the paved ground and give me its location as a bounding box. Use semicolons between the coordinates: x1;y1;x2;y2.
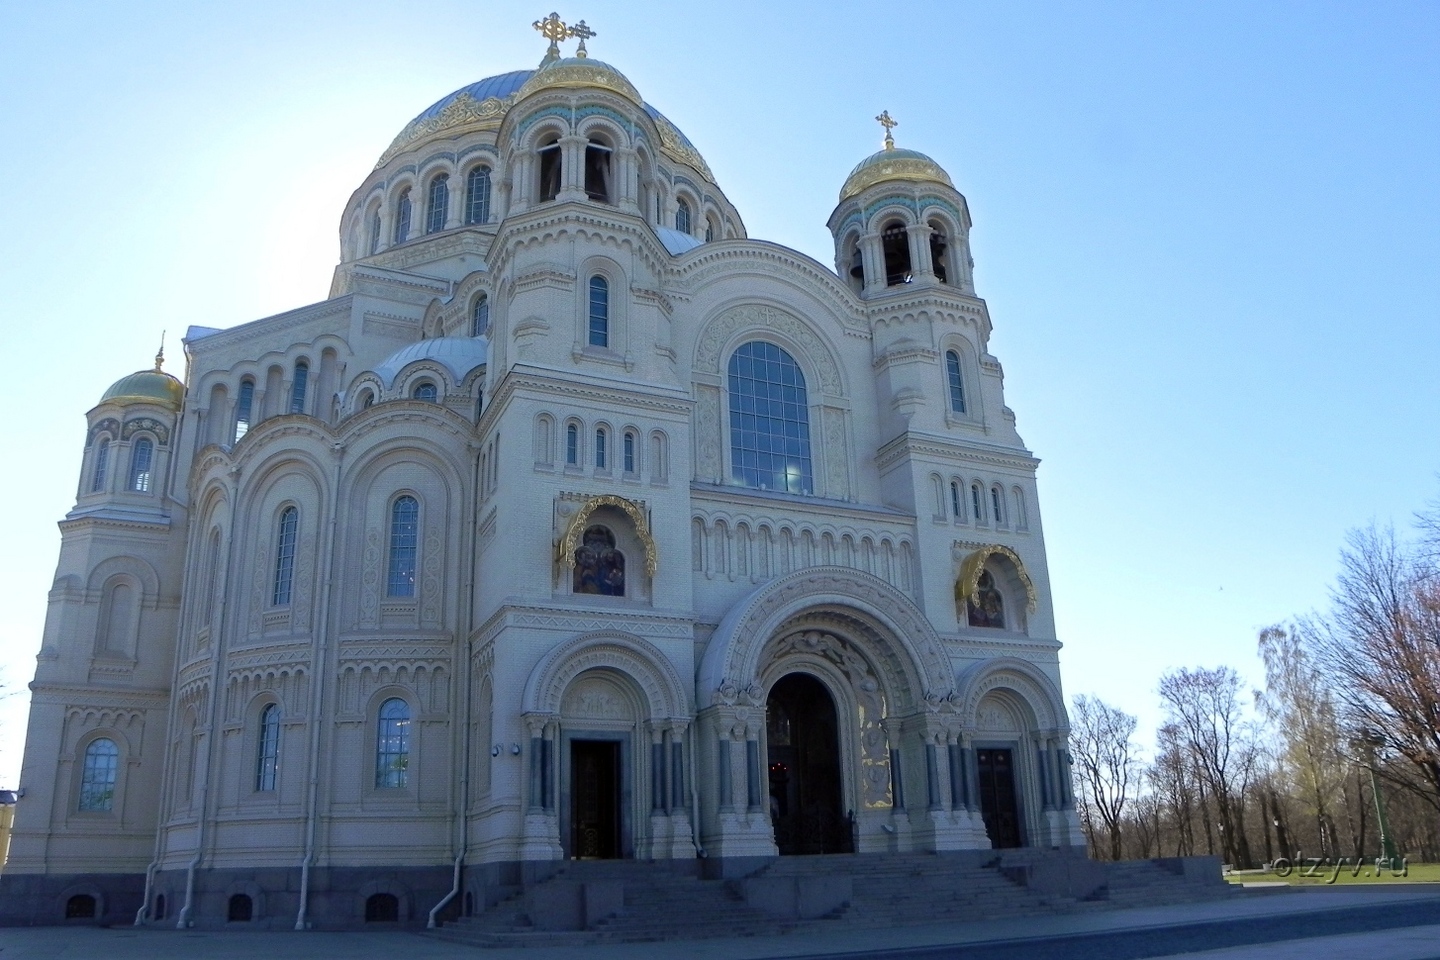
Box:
2;885;1438;960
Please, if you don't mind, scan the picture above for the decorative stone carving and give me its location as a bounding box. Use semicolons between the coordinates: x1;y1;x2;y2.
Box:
694;305;842;396
695;385;721;482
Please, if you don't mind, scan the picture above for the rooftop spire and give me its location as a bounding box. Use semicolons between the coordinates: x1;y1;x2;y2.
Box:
876;110;898;150
568;19;595;58
155;330;166;371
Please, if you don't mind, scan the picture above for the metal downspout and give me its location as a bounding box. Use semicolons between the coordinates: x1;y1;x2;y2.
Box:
295;442;344;930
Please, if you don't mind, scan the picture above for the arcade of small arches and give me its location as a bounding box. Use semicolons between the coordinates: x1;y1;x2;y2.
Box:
838;205;972;296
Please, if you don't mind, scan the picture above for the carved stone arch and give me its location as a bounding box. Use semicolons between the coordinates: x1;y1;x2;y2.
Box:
84;554;160;602
954;657;1067;733
956;544;1038;613
699;566;951;713
557;494;657;578
866;202;920;235
693;302;844;398
524;631;689;720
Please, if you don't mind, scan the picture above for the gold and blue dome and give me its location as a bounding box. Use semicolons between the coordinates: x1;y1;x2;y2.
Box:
840;146;954;203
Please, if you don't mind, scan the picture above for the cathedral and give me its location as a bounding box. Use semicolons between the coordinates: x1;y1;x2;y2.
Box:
0;17;1085;929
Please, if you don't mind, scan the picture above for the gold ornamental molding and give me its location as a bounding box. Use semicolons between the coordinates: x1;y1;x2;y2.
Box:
956;544;1037;614
557;494;658;577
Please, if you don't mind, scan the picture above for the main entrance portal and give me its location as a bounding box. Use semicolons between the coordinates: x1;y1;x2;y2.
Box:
977;747;1022;848
766;673;852;855
570;740;621;859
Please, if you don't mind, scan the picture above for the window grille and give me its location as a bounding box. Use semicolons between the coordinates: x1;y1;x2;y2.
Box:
91;438;110;492
588;276;609;347
426;175;448;234
386;496;419;597
375;698;410;788
255;703;280;791
393;189;412;243
272;506;298;605
129;438;154;492
290;362;308;415
727;341;813;494
235;379;254;441
466;166;491;223
945;351;966;414
79;738;119;811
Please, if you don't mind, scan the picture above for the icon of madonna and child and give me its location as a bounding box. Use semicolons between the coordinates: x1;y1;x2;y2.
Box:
572;525;626;596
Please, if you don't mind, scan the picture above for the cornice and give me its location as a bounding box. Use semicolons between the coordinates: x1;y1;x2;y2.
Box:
483;367;693;427
185;297;353;353
471;602;696;649
689;482;914;525
30;684;170;707
874;432;1039;473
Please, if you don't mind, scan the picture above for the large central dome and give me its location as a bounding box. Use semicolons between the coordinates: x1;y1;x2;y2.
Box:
375;64;713;180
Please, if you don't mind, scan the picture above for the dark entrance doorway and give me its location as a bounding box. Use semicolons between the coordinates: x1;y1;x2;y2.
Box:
766;673;852;855
570;739;621;859
977;747;1023;848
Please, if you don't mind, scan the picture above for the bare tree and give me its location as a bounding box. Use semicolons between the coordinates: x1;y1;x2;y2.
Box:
1310;524;1440;812
1158;666;1260;868
1069;694;1141;860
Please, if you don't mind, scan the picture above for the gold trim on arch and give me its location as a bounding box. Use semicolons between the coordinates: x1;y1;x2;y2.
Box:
557;494;658;578
956;544;1037;614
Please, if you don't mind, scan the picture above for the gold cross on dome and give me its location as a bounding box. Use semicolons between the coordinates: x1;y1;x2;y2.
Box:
876;110;898;150
534;12;570;61
568;19;595;58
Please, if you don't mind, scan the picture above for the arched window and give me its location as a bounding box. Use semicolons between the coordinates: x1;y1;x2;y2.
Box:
360;389;375;410
392;188;412;244
471;293;490;337
78;738;119;811
727;341;813;494
537;135;562;202
256;703;279;791
565;424;579;465
365;893;400;922
950;481;961;519
234;378;254;441
465;166;492;224
595;428;607;469
587;275;609;347
928;221;949;283
881;220;912;285
386;496;419;597
971;482;984;522
375;698;410;788
228;894;254;922
845;234;864;293
91;437;110;492
425;174;448;234
705;216;716;243
945;350;966;414
412;381;438;402
289;361;308;415
1013;487;1028;530
623;430;636;474
968;569;1005;629
991;486;1006;526
272;506;298;606
128;438;154;493
201;528;220;628
584;137;613;202
573;525;625;596
675;198;691;234
368;208;382;254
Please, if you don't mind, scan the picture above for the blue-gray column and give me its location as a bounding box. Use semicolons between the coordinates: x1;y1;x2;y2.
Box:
1037;744;1053;810
889;748;906;812
528;735;544;811
925;743;941;811
948;743;967;810
965;746;980;809
670;739;685;812
717;738;733;813
652;739;666;812
746;739;762;812
542;736;554;810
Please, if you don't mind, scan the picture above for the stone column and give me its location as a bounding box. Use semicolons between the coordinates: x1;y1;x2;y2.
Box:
558;134;588;202
696;702;777;869
860;232;885;295
907;222;936;283
615;146;639;213
518;713;562;861
445;173;462;229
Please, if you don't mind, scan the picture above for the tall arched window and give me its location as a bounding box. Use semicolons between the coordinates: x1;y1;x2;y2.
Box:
393;188;412;244
928;220;949;283
950;481;962;519
727;341;813;494
623;430;636;474
675;198;691;234
705;217;715;242
375;698;410;788
587;275;609;347
201;528;220;628
128;438;154;493
594;428;607;469
881;220;912;285
255;703;280;791
584;136;613;202
945;350;966;414
991;485;1006;526
368;208;382;254
425;174;449;234
537;136;562;202
471;294;489;337
565;424;579;465
289;361;308;414
78;738;119;811
465;166;492;224
91;437;110;492
386;496;419;597
412;381;437;402
272;506;298;605
971;482;984;522
234;378;254;441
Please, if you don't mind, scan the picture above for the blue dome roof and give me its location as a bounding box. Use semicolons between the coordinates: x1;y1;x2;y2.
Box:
374;336;489;389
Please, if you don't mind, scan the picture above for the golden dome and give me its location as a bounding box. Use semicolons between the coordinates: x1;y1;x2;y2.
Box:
515;56;642;107
839;147;954;202
100;369;184;411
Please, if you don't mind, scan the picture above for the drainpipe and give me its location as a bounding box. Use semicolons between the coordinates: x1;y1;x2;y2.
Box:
294;442;344;929
427;445;482;928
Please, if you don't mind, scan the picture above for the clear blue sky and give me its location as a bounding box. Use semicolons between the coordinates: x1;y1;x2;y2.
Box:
1;1;1436;787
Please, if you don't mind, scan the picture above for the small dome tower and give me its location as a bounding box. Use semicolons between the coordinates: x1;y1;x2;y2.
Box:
827;112;975;298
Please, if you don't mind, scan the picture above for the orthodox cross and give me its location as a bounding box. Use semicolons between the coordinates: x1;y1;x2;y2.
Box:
876;110;898;150
533;12;570;61
568;20;595;58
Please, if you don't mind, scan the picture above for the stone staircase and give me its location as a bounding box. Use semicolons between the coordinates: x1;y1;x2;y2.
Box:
1102;858;1241;907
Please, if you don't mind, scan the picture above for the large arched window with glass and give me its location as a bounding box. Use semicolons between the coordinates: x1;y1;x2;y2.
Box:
537;135;562;202
465;166;492;224
945;350;966;414
386;495;419;597
289;361;308;414
129;438;154;493
375;698;410;788
675;198;691;235
425;174;449;234
393;188;412;244
471;294;489;337
255;703;280;791
234;378;254;441
584;136;613;202
91;437;111;492
587;275;609;347
368;207;382;254
727;341;813;494
272;506;298;606
412;381;438;403
78;738;119;811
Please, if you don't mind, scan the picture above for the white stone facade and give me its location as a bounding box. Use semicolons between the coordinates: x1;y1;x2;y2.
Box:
2;48;1083;928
